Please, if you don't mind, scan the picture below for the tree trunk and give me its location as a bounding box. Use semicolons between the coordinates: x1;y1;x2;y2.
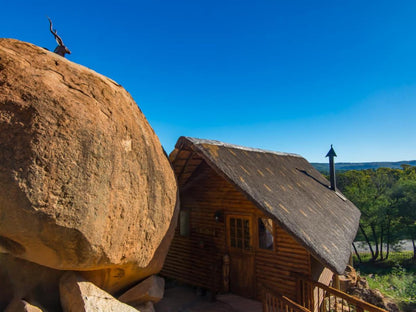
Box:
380;226;384;261
370;224;379;261
386;219;391;260
412;237;416;261
360;224;375;260
352;242;362;263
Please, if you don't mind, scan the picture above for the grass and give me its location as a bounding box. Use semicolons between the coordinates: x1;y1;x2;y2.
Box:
353;251;416;312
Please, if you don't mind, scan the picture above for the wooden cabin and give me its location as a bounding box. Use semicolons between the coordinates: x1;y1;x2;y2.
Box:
161;137;361;306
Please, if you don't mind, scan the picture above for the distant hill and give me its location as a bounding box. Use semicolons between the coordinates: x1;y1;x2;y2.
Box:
311;160;416;173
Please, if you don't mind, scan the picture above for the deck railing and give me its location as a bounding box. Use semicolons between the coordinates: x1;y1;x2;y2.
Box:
296;277;388;312
262;277;388;312
263;284;310;312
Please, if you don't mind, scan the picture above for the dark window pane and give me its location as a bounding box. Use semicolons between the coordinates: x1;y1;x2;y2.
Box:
258;218;274;250
244;219;250;249
179;210;190;237
230;218;236;247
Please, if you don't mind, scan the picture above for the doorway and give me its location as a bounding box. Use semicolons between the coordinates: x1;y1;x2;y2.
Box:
226;215;256;298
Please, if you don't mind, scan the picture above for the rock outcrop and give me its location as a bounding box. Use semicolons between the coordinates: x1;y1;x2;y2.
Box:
0;38;178;307
339;266;400;312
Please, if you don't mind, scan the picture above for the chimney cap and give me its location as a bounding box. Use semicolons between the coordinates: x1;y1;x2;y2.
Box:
326;144;337;158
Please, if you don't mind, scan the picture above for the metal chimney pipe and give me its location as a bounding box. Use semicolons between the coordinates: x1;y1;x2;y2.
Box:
326;145;337;191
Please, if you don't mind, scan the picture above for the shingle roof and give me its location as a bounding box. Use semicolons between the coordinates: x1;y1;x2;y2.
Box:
171;136;361;275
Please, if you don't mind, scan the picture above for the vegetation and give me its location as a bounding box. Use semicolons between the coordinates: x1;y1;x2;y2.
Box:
336;165;416;262
335;165;416;311
353;251;416;312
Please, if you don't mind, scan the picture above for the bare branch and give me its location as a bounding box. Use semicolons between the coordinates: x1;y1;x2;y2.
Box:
47;17;71;57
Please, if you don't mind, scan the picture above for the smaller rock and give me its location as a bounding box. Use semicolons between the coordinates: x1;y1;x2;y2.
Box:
350;288;385;309
344;265;358;284
5;299;44;312
119;275;165;306
384;299;400;312
59;272;138;312
356;276;369;289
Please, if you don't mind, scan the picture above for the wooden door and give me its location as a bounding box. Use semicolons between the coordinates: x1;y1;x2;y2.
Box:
226;215;256;298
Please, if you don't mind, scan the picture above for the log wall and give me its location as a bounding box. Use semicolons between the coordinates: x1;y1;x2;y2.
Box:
161;159;311;300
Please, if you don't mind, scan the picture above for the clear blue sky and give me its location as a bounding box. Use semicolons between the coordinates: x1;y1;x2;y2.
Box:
2;0;415;162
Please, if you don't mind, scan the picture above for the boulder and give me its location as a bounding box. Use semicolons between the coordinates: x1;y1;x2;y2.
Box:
5;299;44;312
356;276;369;289
79;203;178;293
344;265;357;283
0;38;178;292
59;272;138;312
119;275;164;306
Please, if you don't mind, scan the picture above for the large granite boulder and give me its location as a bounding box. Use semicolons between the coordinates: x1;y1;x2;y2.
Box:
0;38;178;293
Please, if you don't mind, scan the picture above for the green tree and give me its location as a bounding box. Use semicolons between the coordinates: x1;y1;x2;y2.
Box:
337;168;401;261
391;179;416;260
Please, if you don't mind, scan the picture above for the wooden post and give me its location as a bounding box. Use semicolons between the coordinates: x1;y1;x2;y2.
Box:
296;276;302;305
333;274;340;290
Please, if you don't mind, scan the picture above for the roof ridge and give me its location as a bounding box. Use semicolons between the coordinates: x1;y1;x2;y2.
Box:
183;136;303;158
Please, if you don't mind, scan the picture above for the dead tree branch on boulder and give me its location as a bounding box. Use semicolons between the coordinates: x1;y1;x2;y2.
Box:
48;17;71;57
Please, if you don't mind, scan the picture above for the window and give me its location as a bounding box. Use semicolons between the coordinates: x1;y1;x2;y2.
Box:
258;218;274;250
228;216;252;250
179;210;190;237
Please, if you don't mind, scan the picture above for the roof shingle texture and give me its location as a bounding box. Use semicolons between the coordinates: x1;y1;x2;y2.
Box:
174;137;361;275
